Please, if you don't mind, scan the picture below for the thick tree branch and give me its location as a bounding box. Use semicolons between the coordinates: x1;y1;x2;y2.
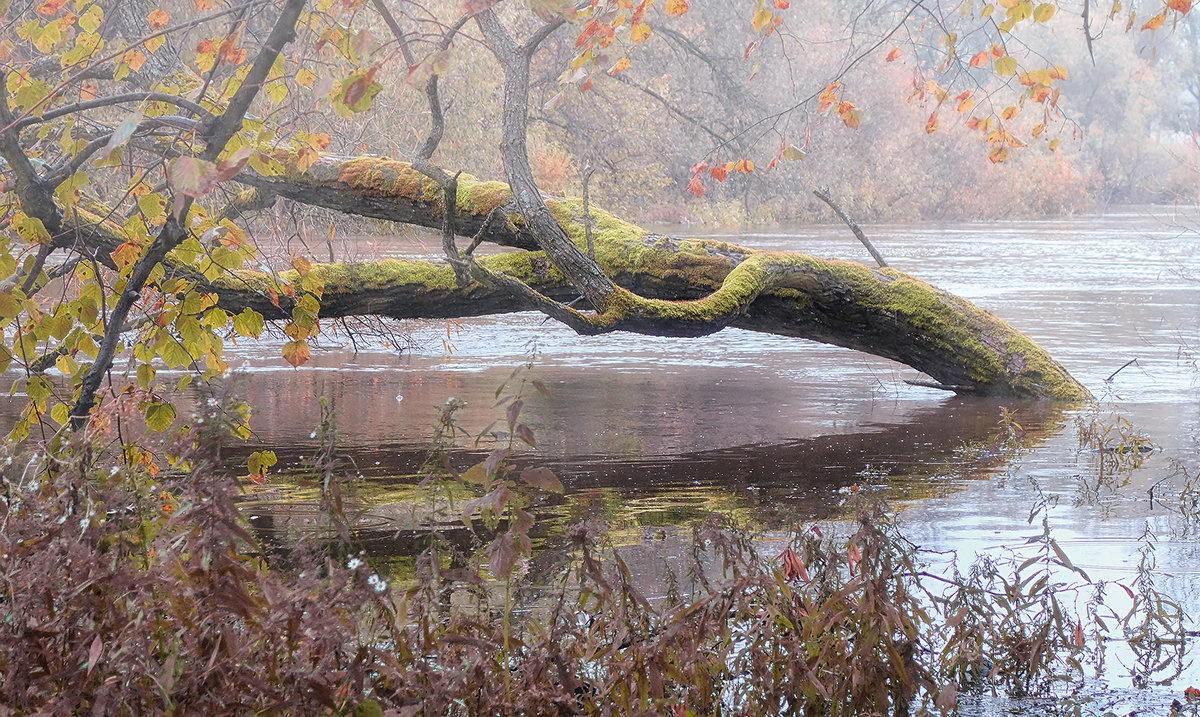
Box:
64;153;1091;400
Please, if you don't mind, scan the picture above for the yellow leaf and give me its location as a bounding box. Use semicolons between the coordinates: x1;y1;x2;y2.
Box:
1032;3;1055;21
1048;138;1060;150
751;7;772;32
1001;105;1018;120
994;56;1017;76
296;67;316;87
630;22;651;42
988;145;1009;163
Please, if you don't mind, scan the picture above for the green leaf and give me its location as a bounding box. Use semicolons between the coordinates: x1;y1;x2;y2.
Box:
137;192;166;223
248;449;277;476
233;308;264;337
158;337;194;368
15;213;51;244
994;56;1017;76
137;363;156;388
461;462;487;485
144;402;176;432
1032;3;1055;21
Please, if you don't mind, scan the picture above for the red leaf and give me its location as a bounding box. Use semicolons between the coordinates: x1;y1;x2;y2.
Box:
709;165;728;181
521;466;563;492
1168;0;1191;12
461;0;500;15
689;160;708;174
342;66;378;107
885;47;900;62
686;175;705;197
514;423;536;447
969;51;988;67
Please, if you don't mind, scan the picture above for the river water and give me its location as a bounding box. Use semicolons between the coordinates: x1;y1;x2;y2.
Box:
18;206;1200;711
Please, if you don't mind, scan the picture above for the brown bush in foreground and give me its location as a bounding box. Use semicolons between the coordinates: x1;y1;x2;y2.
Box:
3;393;1130;715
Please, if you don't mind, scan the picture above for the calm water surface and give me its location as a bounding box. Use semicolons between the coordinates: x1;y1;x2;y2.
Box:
25;207;1200;710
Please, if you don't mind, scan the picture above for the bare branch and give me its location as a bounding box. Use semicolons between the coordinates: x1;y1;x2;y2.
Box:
813;187;888;269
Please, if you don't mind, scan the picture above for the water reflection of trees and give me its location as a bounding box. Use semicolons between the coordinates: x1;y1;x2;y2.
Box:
240;400;1067;576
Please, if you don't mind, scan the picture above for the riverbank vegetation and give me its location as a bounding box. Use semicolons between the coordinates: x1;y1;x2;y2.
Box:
2;382;1195;715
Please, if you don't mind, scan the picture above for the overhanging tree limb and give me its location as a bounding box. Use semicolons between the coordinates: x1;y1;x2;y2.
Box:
68;0;308;429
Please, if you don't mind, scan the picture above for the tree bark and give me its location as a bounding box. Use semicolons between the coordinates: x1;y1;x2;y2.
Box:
111;153;1087;400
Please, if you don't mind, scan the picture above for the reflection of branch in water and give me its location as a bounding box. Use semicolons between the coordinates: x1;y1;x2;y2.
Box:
238;399;1067;566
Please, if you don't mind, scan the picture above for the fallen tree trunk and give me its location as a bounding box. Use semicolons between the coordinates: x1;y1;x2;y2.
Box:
216;154;1089;400
67;153;1090;400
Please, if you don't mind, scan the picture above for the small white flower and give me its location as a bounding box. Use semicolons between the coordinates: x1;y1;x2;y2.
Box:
347;557;363;570
206;398;219;407
79;517;90;530
367;574;387;592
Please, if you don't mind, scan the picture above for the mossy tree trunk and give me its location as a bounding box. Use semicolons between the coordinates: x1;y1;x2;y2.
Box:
213;152;1089;400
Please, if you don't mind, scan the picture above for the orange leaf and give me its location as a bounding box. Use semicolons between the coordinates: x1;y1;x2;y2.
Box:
124;49;147;72
607;57;630;75
282;339;310;367
885;47;900;62
147;9;169;28
989;43;1005;59
925;111;939;133
686;175;705;197
1168;0;1191;12
1001;105;1018;120
734;158;754;173
969;51;988;67
774;0;789;7
664;0;688;16
1141;12;1166;30
988;145;1009;163
709;165;728;181
36;0;65;14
